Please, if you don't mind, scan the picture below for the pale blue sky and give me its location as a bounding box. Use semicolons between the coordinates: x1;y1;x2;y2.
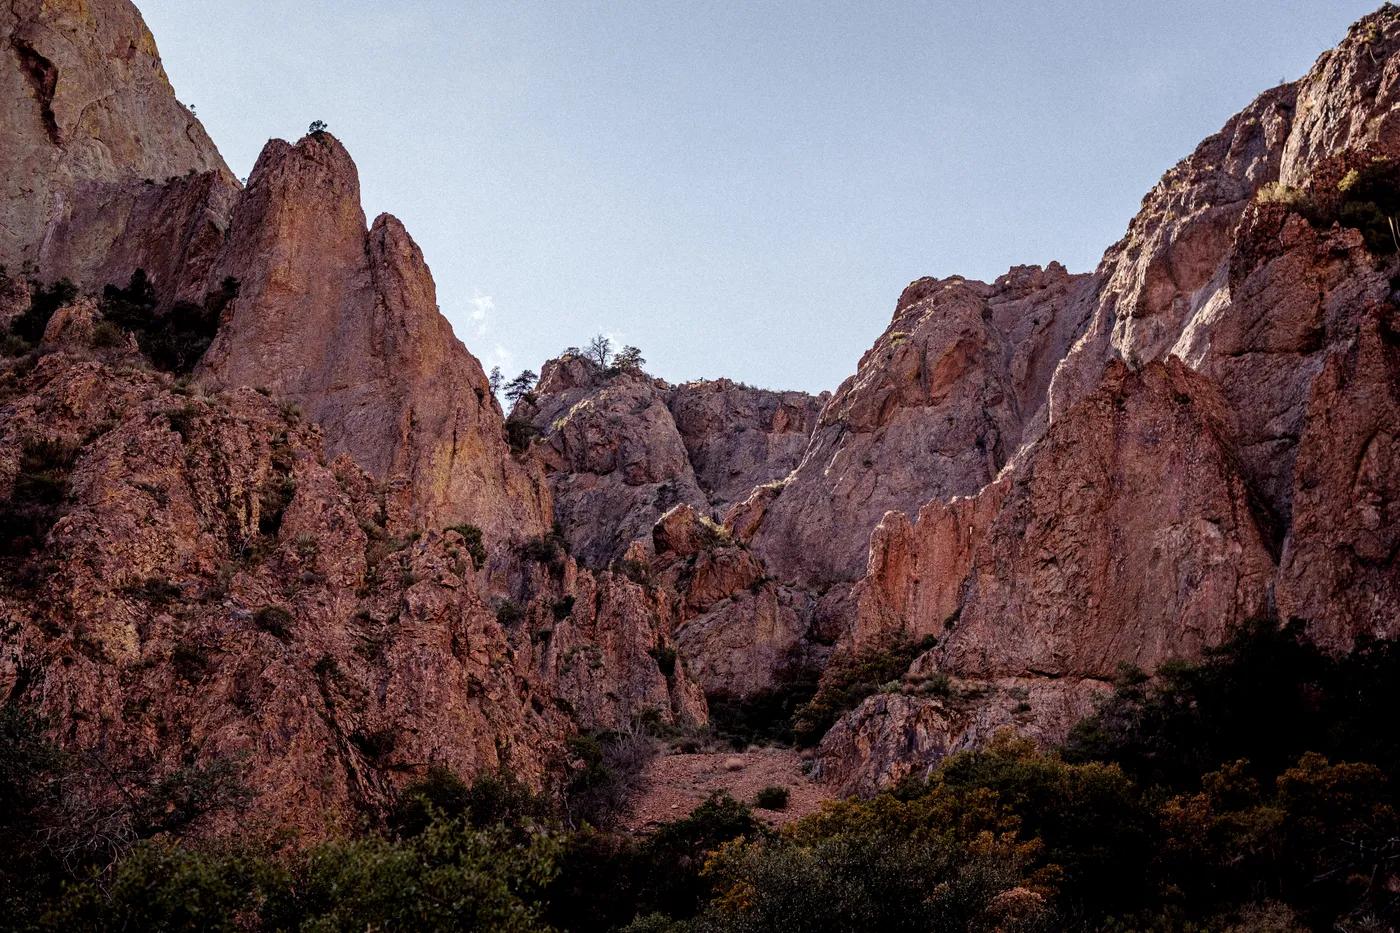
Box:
138;1;1377;394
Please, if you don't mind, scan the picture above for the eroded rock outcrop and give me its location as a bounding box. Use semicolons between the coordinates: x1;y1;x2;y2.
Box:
1;0;237;295
667;379;827;512
1278;312;1400;649
745;264;1091;590
199;134;550;552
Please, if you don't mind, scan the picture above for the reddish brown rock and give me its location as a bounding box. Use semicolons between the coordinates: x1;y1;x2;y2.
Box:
1281;8;1400;184
199;134;550;553
518;356;708;567
667;379;827;512
1278;313;1400;649
916;361;1272;680
0;355;569;838
747;264;1089;590
814;679;1107;797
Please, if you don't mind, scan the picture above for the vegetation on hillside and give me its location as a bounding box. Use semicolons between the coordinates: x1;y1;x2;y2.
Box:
4;619;1397;931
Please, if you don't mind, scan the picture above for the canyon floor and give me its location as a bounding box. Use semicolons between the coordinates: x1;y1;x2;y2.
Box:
624;748;836;832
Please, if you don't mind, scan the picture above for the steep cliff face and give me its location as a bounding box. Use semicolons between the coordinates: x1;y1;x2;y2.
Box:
744;264;1091;590
817;7;1400;794
1;0;236;295
199;134;551;552
517;356;828;569
517;356;708;568
667;379;828;513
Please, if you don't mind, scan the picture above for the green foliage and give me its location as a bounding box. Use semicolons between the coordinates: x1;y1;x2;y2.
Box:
390;767;551;840
39;841;259;933
1258;155;1400;255
254;606;293;641
46;817;560;933
446;523;488;569
505;370;538;405
100;270;239;375
496;598;527;627
0;436;80;560
633;792;761;922
552;595;576;620
565;732;658;831
752;786;789;811
7;279;77;347
519;524;570;572
506;417;541;453
705;659;821;749
1062;617;1400;793
649;645;678;678
791;636;938;748
610;345;645;374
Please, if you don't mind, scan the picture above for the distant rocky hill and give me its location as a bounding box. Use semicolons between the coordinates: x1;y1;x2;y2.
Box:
1;0;1397;835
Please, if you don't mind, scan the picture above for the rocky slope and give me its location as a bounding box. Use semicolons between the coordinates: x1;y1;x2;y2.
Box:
0;312;704;837
3;0;1400;831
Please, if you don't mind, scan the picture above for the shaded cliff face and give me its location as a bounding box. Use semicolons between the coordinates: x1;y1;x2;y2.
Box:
1;0;236;295
517;355;827;569
199;135;551;553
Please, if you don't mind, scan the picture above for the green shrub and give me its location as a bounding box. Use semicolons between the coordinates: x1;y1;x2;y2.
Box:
254;606;293;641
753;785;789;811
519;526;569;572
7;279;76;346
649;645;677;679
791;636;938;748
89;321;123;349
0;437;81;559
496;599;527;627
506;418;541;454
551;595;576;620
390;766;550;840
100;271;238;376
446;523;488;568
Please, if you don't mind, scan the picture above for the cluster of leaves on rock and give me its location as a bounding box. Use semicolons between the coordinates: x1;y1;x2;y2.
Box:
1257;150;1400;255
6;619;1400;930
0;268;238;376
100;269;240;376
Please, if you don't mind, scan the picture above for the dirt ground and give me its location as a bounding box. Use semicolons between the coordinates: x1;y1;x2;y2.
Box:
624;747;837;833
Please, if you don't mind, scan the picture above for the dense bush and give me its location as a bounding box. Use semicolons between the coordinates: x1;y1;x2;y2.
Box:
8;621;1400;932
791;636;938;748
100;269;239;375
446;523;488;569
0;436;80;560
5;279;77;349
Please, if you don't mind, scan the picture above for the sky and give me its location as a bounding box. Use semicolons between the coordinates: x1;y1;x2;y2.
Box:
137;1;1379;396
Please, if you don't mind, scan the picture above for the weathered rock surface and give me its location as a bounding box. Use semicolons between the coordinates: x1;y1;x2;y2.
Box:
519;358;828;570
517;356;708;568
814;679;1107;797
199;134;550;552
1;0;236;293
818;10;1400;794
667;379;827;512
0;351;568;838
745;264;1091;590
1278;312;1400;649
